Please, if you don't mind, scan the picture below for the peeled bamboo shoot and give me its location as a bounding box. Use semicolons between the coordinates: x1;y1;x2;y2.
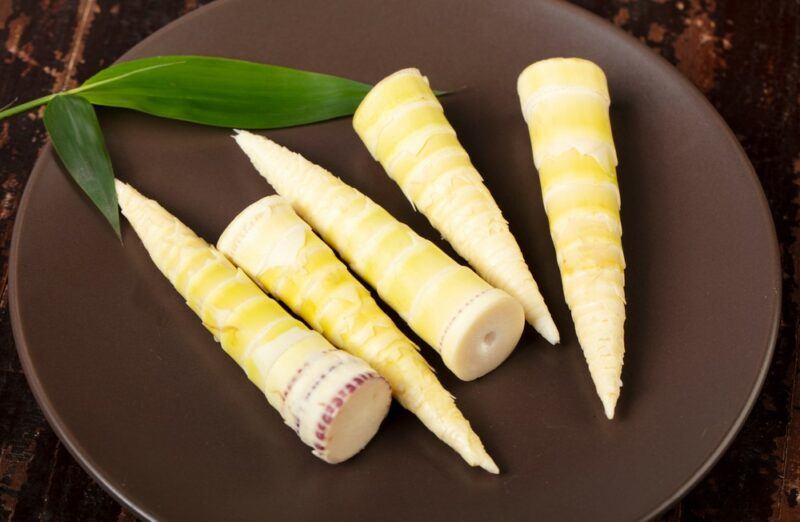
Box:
219;196;499;472
233;131;524;381
116;181;391;462
353;68;558;344
517;58;626;419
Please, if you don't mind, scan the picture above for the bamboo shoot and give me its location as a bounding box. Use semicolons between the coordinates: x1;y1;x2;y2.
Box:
517;58;626;419
116;180;391;462
353;68;558;344
219;196;499;472
233;131;524;381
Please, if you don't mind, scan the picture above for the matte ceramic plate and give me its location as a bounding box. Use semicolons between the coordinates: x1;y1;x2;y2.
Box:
10;0;780;520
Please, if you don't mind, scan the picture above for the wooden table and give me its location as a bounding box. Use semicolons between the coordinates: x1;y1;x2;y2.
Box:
0;1;796;519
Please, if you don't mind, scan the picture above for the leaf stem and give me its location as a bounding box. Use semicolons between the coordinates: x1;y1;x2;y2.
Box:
0;61;185;122
0;93;58;120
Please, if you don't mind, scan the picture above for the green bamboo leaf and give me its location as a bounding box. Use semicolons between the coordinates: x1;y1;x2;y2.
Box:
44;95;120;238
78;55;373;128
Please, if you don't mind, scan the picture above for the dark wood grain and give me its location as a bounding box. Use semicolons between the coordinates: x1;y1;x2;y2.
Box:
0;0;796;520
0;2;214;520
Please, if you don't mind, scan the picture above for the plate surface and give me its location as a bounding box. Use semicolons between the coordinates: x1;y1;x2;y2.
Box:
10;0;780;520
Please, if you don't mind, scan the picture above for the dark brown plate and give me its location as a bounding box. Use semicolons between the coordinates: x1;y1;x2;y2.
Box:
10;0;780;520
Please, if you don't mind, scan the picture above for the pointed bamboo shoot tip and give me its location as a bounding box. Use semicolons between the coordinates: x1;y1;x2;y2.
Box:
602;396;618;420
481;456;500;474
536;318;560;345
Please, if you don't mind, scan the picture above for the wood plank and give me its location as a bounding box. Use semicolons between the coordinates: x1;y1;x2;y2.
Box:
0;2;84;515
0;1;211;519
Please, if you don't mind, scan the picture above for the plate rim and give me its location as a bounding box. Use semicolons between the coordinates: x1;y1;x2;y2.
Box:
8;0;781;520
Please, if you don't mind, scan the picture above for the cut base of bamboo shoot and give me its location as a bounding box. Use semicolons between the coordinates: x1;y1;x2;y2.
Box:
442;288;525;381
317;373;392;463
